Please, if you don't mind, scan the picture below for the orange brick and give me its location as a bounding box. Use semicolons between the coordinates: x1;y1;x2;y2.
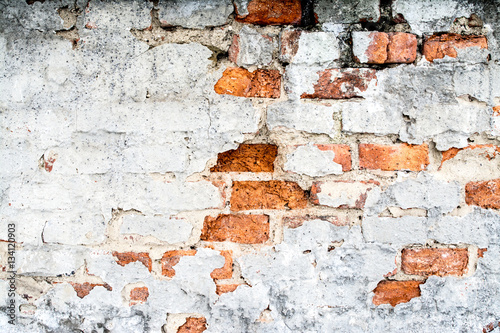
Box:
300;68;377;99
466;179;500;209
423;33;488;62
201;214;269;244
315;144;352;172
478;248;487;258
231;180;307;211
387;32;418;63
401;248;469;277
235;0;301;25
354;32;417;64
113;252;152;272
130;287;149;306
210;144;278;172
69;282;112;299
161;250;197;277
215;283;240;295
211;250;233;279
372;280;423;306
214;67;281;98
359;143;429;171
177;317;207;333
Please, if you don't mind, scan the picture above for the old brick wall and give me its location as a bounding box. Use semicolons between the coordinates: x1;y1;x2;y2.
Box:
1;0;500;332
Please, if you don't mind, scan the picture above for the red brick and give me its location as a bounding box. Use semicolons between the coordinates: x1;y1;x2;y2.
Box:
113;252;152;272
423;33;488;62
314;144;352;172
231;180;307;211
69;282;112;299
466;179;500;209
161;250;197;277
215;283;240;295
214;67;281;98
401;248;469;277
129;286;149;306
300;68;376;99
372;280;423;306
355;32;417;64
359;143;429;171
235;0;301;26
210;144;278;172
201;214;269;244
177;317;207;333
210;250;233;279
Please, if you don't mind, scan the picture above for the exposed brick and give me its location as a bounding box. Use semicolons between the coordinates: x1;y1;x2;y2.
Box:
494;106;500;115
211;250;233;279
279;29;302;62
483;321;500;333
465;179;500;209
43;151;57;172
372;280;423;306
478;248;488;258
353;32;417;64
300;68;376;99
201;214;269;244
69;282;112;299
423;34;488;62
215;283;240;295
210;144;278;172
314;144;352;172
228;35;239;64
359;143;429;171
440;145;500;169
231;181;308;211
113;252;152;272
235;0;302;26
310;180;378;209
401;248;469;277
387;33;417;63
161;250;197;277
246;69;281;98
214;67;281;98
177;317;207;333
129;286;149;306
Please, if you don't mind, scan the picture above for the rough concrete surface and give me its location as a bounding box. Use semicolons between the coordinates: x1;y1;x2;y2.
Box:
1;0;500;332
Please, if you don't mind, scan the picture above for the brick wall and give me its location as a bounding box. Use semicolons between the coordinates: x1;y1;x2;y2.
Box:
1;0;500;332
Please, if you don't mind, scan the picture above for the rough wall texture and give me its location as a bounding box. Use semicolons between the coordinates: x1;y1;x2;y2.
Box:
1;0;500;332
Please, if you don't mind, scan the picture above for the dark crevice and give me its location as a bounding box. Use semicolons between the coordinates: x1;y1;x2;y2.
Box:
26;0;45;4
361;0;406;32
300;0;315;27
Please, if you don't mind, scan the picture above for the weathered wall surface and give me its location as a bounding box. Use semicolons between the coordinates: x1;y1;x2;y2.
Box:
1;0;500;332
